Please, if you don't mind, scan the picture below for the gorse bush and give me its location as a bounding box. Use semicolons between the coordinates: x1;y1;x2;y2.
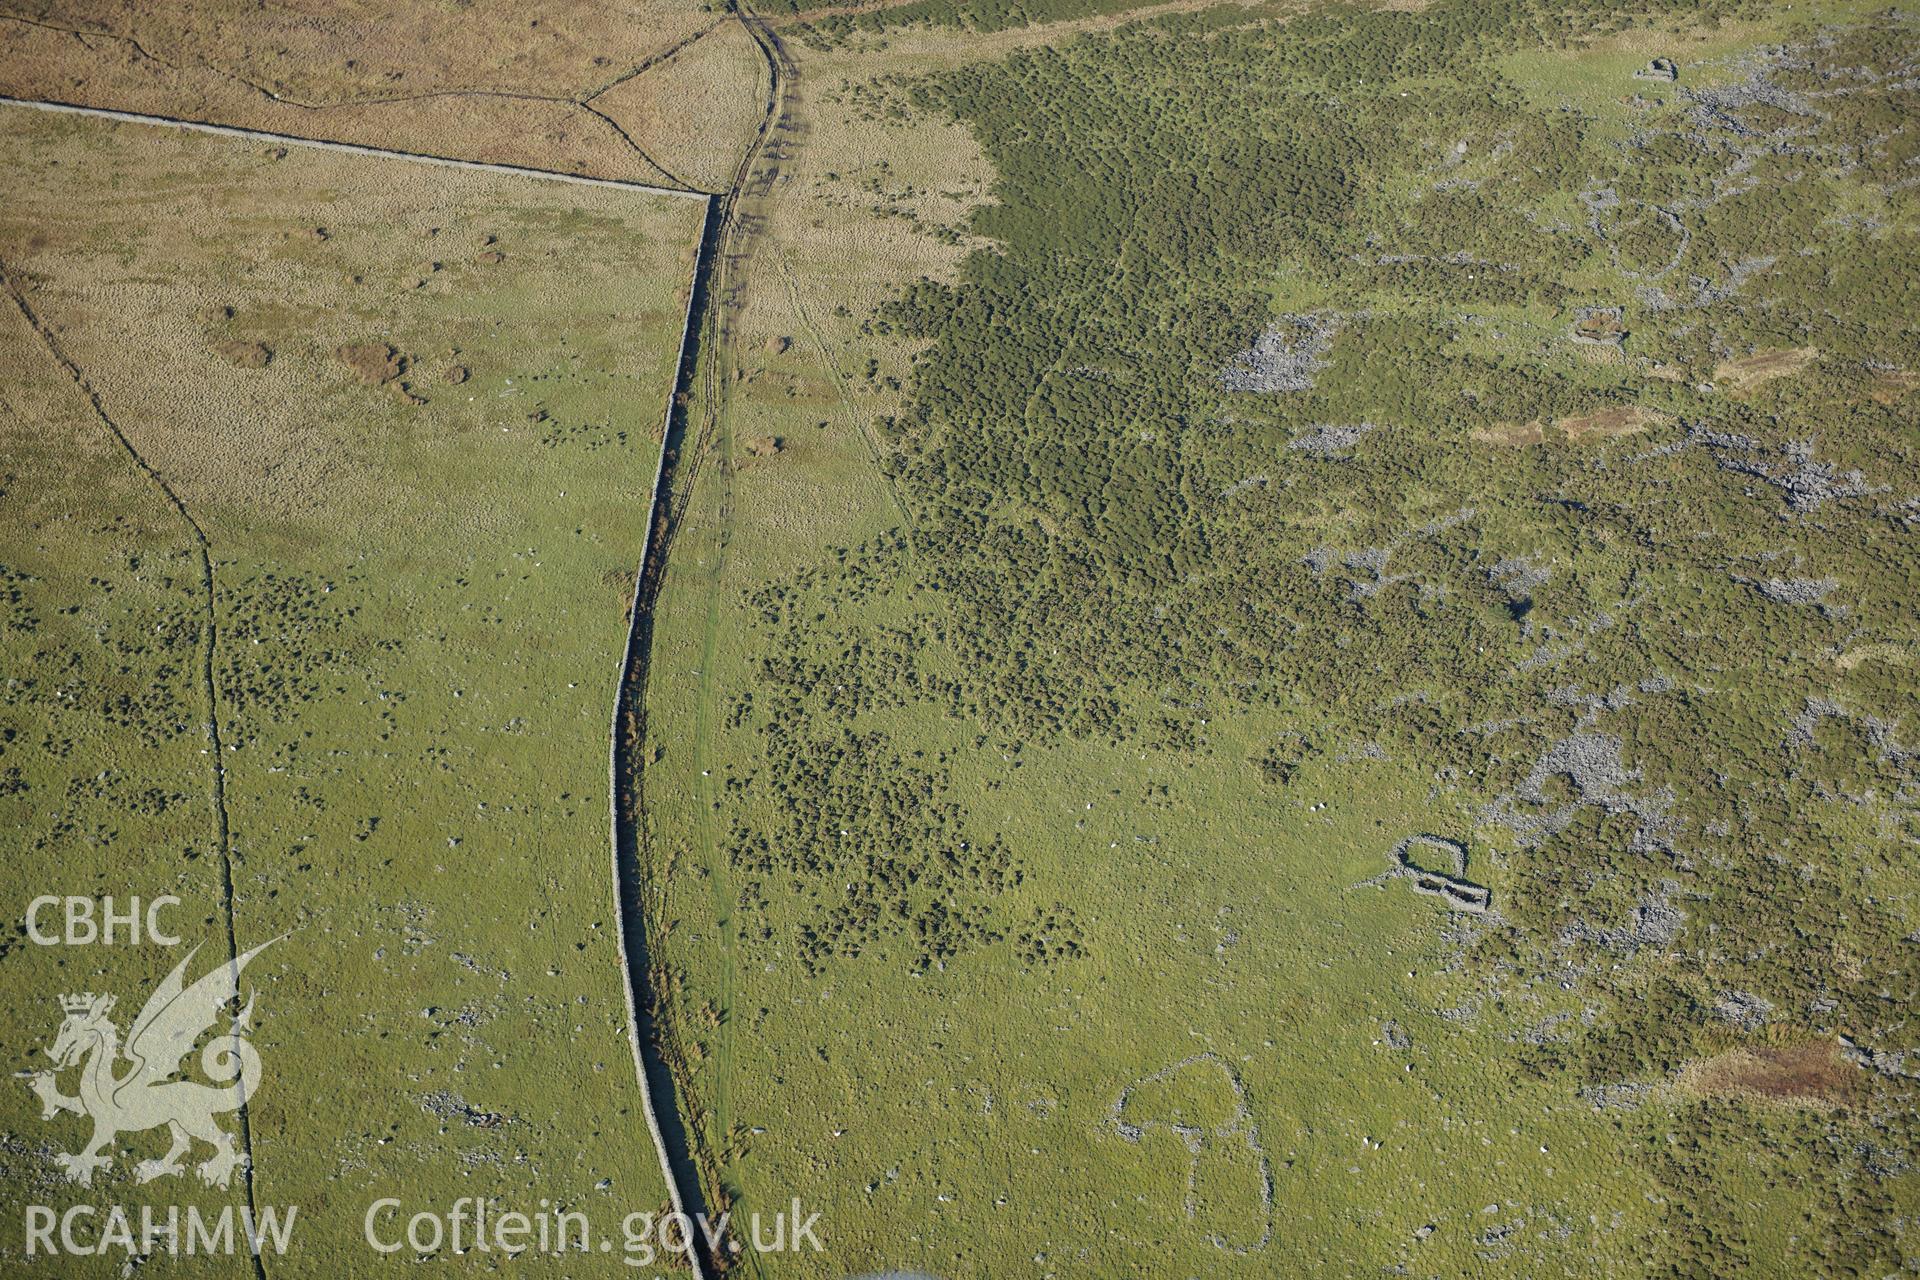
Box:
712;3;1920;1272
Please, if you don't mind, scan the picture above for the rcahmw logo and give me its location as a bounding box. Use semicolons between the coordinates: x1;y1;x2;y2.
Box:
22;939;276;1187
26;1202;296;1261
16;910;297;1260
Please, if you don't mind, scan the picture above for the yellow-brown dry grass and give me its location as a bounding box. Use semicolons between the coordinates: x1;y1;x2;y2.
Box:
0;109;699;519
1680;1041;1860;1110
2;0;715;101
1557;404;1669;441
1714;345;1818;395
1474;406;1667;446
694;18;1010;559
595;18;768;193
1835;641;1909;671
1472;420;1545;446
0;0;729;183
775;0;1279;29
1869;368;1919;404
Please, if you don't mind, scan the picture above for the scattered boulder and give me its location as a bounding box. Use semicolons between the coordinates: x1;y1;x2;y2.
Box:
1750;575;1838;606
1838;1034;1919;1080
421;1089;507;1128
1580;1081;1661;1111
1701;431;1876;513
1714;989;1774;1033
1287;422;1377;458
1220;314;1339;392
1633;57;1678;83
1571;305;1626;346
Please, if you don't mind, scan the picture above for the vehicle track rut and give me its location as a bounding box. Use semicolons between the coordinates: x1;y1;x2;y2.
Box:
608;6;790;1276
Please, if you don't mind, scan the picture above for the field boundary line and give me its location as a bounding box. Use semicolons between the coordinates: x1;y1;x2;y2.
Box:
0;94;707;199
610;194;719;1280
6;86;713;1269
1;261;272;1280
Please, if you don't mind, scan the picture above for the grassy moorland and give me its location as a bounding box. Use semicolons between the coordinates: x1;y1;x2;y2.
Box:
641;1;1920;1276
0;110;702;1274
0;0;750;187
1;0;1915;1275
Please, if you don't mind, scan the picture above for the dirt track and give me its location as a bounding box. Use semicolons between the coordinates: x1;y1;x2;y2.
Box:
606;9;791;1277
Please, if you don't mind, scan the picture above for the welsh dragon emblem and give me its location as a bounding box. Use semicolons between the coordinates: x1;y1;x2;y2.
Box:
20;939;275;1188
